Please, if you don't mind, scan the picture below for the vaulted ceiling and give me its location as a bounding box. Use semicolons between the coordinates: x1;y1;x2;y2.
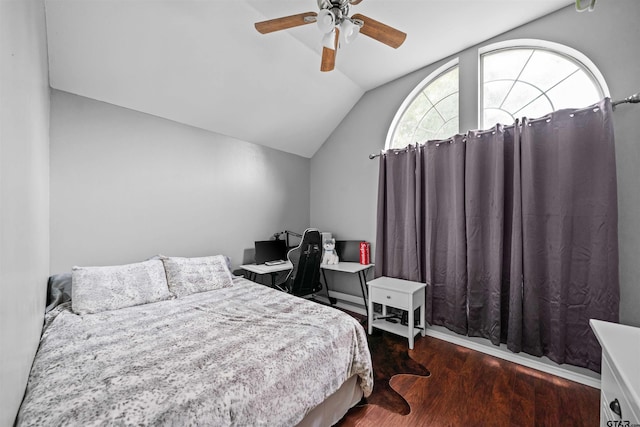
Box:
45;0;574;158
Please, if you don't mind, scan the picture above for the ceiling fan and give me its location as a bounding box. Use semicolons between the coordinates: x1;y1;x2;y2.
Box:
254;0;407;72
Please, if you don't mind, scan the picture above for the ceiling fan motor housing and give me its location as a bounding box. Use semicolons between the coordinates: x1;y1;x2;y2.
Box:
318;0;350;24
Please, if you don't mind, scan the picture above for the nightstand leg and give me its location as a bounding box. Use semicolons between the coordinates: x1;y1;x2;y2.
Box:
420;304;426;336
408;308;415;349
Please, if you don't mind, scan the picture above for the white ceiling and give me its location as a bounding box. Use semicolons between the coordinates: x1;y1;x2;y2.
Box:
45;0;574;158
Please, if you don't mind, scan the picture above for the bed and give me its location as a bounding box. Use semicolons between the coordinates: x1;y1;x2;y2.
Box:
16;256;373;426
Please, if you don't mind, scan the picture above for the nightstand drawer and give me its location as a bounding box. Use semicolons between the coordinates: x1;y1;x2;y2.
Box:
370;286;411;310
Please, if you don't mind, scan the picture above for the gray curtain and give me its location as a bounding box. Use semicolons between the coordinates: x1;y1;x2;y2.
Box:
375;98;619;371
375;147;423;281
515;101;619;371
375;135;468;335
465;124;516;345
423;135;467;334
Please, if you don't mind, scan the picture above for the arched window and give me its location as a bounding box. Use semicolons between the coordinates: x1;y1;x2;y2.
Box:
386;60;459;150
481;40;608;128
386;40;608;150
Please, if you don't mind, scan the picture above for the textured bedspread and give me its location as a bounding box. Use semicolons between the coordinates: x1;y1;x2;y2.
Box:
17;279;373;426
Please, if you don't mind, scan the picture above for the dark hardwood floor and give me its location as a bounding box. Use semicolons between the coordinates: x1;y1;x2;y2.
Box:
338;334;600;427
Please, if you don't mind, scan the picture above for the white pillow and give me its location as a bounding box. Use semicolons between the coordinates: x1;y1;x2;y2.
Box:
72;259;172;315
161;255;234;298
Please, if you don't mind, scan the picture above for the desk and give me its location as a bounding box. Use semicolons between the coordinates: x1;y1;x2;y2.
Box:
241;261;374;308
321;262;374;308
240;262;292;287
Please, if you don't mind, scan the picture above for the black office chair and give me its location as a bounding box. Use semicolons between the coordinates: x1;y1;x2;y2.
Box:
275;228;329;301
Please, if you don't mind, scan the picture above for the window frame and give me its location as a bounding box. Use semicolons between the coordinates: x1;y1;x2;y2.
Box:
385;58;459;150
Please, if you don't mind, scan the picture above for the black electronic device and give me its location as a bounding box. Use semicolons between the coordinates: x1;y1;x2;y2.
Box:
335;240;361;263
254;239;288;265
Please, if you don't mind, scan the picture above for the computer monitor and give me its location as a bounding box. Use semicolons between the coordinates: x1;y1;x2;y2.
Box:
335;240;361;263
254;239;288;264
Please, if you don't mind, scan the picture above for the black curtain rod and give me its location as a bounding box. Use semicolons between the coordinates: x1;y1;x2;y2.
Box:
369;92;640;160
612;91;640;108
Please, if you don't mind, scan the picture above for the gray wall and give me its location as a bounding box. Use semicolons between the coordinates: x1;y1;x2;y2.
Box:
311;1;640;327
50;91;310;273
0;0;50;424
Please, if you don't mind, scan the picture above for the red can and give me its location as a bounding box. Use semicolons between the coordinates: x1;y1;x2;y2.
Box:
359;241;370;265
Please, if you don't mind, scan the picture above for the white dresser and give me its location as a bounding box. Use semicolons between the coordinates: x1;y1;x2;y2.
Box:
590;319;640;426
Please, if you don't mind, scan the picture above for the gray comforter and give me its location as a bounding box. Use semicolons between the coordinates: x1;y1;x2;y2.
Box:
17;279;373;426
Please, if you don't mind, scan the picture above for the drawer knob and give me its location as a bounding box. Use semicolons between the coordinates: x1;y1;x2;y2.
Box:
386;295;391;299
609;398;622;418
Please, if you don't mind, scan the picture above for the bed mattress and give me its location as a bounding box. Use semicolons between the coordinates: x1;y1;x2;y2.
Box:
17;278;373;426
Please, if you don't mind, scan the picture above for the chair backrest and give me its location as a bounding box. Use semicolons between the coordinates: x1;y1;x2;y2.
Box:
284;228;323;297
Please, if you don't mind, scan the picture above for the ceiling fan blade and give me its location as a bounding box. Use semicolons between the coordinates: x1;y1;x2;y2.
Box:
320;29;339;72
255;12;317;34
351;13;406;49
320;47;336;72
350;0;365;5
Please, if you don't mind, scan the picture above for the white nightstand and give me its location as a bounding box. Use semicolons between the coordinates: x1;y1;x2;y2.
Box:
367;276;426;349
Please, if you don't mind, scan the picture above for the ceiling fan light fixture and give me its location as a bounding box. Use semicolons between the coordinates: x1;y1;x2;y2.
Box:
321;29;337;50
317;9;336;33
340;18;360;44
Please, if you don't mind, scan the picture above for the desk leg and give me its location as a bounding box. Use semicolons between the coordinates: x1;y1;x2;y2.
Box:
357;270;369;309
321;269;337;306
269;272;277;288
367;290;373;335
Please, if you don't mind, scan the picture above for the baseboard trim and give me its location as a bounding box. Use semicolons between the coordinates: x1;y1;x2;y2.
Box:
322;293;601;389
425;326;601;389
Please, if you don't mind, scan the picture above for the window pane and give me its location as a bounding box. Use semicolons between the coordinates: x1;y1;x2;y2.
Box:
546;70;601;110
501;81;545;114
414;108;444;138
435;93;459;122
413;126;433;144
518;96;553;120
440;119;459;140
390;66;459;149
483;49;532;81
484;109;514;127
400;94;432;131
483;80;512;109
482;47;604;129
424;68;458;102
519;50;579;92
